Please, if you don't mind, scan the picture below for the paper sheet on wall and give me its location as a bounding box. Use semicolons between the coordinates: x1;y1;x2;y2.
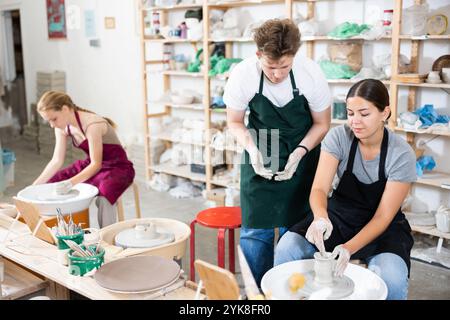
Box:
84;10;96;38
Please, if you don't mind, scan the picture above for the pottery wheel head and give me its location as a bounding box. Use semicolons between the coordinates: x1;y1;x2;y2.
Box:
37;189;80;201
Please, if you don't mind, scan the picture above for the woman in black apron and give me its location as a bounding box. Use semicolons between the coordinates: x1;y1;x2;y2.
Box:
274;79;416;300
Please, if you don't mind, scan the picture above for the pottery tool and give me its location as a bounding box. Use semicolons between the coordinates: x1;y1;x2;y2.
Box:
63;239;95;257
56;208;82;236
237;245;265;300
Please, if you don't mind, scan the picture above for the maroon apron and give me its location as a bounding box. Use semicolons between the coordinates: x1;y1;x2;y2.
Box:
48;111;135;205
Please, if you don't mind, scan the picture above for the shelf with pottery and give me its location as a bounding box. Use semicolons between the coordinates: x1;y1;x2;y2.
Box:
207;0;284;8
144;37;201;43
208;37;254;43
399;34;450;40
409;224;450;240
161;70;205;77
150;163;207;182
404;211;450;240
143;3;202;11
415;171;450;190
211;176;240;190
395;126;450;137
302;35;392;41
153;131;206;147
327;79;391;85
395;82;450;89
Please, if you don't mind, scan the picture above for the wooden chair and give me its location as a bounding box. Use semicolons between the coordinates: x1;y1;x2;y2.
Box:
194;259;241;300
116;182;141;222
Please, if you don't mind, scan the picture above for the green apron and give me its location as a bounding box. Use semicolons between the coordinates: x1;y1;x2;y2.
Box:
240;70;320;229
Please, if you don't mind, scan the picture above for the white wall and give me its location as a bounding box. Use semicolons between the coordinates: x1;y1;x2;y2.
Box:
15;0;142;145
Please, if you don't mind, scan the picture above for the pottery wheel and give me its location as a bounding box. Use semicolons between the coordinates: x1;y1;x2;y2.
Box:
297;271;354;300
94;255;181;293
114;227;175;249
36;189;80;201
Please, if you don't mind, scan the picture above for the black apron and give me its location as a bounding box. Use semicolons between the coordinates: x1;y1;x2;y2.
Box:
290;128;414;274
240;70;320;229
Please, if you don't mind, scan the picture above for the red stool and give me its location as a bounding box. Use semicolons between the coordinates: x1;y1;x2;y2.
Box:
190;206;242;282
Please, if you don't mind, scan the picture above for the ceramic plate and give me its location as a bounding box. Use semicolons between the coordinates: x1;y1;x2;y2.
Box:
36;189;80;201
114;227;175;249
297;271;354;300
94;255;181;293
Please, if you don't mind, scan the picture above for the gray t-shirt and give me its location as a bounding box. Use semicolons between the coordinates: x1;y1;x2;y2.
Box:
322;125;417;185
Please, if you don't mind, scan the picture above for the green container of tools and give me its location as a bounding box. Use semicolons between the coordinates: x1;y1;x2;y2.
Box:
67;245;105;276
56;231;84;250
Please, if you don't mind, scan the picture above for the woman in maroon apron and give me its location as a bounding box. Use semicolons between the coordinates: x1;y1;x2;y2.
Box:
274;79;416;299
33;91;135;227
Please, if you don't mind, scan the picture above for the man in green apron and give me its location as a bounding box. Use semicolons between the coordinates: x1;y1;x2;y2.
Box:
224;19;331;286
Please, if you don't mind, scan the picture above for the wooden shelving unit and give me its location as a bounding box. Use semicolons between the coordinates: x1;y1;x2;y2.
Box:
139;0;450;205
139;0;289;190
389;0;450;242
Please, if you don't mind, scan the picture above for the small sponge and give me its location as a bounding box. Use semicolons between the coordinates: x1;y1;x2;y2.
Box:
288;272;306;293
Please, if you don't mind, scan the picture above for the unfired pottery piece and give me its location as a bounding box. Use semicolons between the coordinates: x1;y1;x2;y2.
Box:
114;226;175;249
405;212;435;227
94;255;181;293
297;270;355;299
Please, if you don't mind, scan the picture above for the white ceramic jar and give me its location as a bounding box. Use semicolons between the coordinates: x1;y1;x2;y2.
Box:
435;206;450;233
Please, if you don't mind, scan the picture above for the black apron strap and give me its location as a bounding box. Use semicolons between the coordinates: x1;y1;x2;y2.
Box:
378;127;389;180
346;137;359;172
288;70;300;97
258;72;264;95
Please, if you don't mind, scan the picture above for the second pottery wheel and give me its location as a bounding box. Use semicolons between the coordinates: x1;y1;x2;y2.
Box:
114;224;175;249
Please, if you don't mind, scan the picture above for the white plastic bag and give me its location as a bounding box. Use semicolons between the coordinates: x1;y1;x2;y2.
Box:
402;3;429;36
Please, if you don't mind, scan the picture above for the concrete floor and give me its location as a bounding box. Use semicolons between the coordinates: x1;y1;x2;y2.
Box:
1;136;449;300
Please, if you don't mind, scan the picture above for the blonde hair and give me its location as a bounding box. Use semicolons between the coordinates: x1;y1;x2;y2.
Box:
37;91;116;128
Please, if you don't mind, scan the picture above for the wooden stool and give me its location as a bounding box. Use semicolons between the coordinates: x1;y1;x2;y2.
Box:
190;206;241;282
117;182;141;222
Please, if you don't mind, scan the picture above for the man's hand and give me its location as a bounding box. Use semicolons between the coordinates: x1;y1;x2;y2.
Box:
305;217;333;253
54;180;73;195
275;148;305;181
248;146;273;180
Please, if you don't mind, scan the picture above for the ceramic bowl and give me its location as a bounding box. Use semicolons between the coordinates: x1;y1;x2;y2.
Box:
170;94;194;104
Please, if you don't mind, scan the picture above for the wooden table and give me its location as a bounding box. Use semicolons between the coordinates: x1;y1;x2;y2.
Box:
0;215;201;300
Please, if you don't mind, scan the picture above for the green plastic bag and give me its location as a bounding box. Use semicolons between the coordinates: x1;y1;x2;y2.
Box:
319;60;357;79
209;57;242;77
187;48;203;73
328;22;370;39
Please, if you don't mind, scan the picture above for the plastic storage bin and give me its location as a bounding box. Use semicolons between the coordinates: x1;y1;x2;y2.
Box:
2;149;16;187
